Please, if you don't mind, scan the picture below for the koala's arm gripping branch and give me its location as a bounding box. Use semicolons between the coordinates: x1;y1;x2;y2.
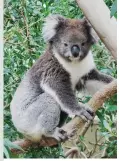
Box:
11;80;117;154
76;0;117;60
61;80;117;156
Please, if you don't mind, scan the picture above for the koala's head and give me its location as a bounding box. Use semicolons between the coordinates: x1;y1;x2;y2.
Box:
43;14;96;62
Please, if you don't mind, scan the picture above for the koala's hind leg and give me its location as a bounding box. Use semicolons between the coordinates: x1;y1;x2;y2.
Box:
30;93;68;142
37;107;68;142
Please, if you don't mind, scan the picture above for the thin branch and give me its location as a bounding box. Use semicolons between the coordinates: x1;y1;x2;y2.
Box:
21;1;29;38
91;129;98;155
21;0;32;54
64;147;79;158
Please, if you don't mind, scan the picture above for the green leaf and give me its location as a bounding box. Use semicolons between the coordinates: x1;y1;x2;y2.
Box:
79;135;84;141
100;68;112;75
4;139;24;151
4;146;10;158
96;111;104;123
13;30;23;42
111;0;117;17
108;151;114;157
106;104;117;111
37;1;42;6
103;120;111;132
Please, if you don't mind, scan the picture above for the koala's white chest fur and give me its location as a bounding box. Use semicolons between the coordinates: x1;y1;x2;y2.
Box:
54;51;95;89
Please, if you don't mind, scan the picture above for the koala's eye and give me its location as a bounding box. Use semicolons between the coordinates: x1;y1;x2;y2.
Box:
81;42;85;46
64;43;68;46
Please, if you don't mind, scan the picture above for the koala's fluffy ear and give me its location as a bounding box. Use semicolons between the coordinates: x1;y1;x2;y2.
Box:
42;14;65;42
82;18;100;44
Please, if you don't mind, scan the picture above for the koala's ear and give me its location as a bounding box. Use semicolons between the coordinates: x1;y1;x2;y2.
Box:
82;18;99;44
42;14;65;42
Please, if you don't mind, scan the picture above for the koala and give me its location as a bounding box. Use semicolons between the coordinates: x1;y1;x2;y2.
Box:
10;14;114;142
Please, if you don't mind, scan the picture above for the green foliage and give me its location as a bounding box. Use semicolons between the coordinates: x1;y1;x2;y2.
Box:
4;0;117;158
96;94;117;158
104;0;117;18
110;0;117;17
18;145;64;158
4;138;24;158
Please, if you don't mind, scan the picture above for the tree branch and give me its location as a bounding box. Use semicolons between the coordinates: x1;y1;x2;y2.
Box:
11;80;117;154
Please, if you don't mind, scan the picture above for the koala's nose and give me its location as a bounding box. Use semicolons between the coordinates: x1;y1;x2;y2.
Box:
71;45;80;57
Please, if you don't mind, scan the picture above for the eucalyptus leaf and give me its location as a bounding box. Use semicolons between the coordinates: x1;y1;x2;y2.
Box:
4;146;10;158
4;139;24;151
106;105;117;112
103;120;111;132
110;0;117;17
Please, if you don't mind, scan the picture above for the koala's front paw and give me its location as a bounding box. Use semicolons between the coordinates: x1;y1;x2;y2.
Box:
53;127;68;142
78;105;94;121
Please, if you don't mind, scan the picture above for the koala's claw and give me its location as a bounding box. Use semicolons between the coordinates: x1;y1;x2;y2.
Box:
79;105;94;121
68;128;77;138
86;108;94;117
53;127;68;141
53;127;77;142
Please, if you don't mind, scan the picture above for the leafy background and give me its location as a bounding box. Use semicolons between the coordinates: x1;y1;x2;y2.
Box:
4;0;117;158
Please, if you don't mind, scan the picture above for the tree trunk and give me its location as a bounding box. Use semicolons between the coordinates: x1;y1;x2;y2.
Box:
76;0;117;60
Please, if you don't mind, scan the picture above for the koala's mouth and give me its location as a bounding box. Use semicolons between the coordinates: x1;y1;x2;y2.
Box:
68;56;81;62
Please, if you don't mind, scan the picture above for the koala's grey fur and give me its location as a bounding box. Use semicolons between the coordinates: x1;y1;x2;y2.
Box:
10;14;114;142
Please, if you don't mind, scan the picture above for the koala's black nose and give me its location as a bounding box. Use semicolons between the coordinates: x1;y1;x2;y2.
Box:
71;45;80;57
